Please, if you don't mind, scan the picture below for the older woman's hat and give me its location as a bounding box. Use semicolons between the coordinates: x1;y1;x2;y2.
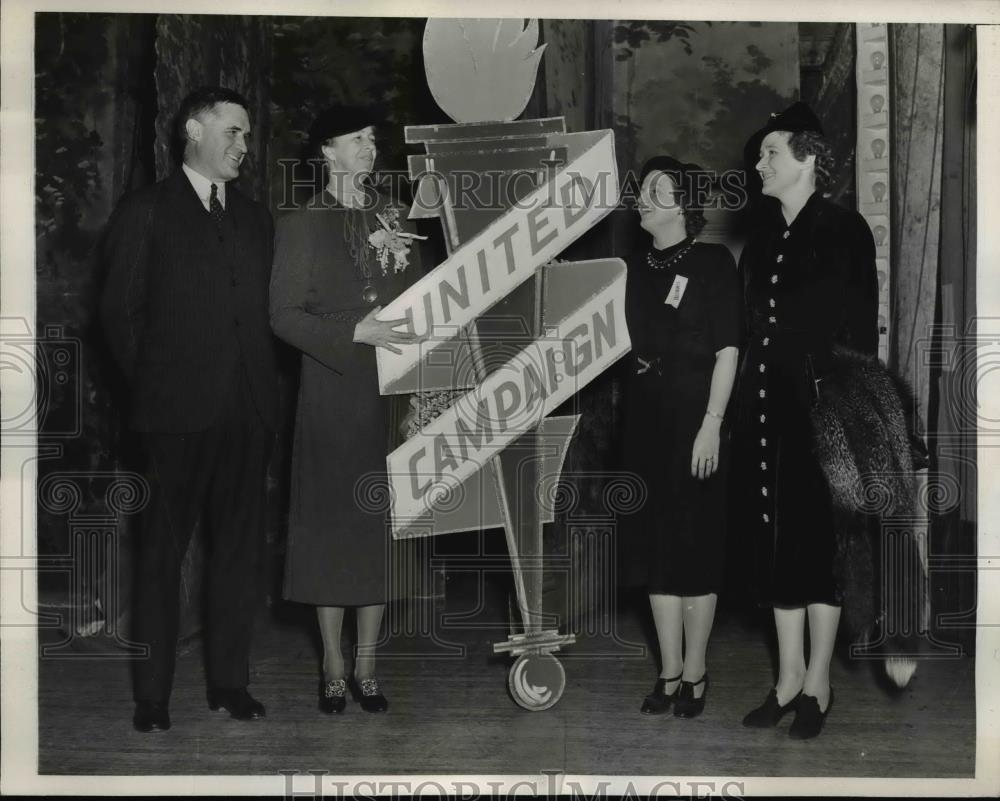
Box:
307;104;383;155
744;101;824;167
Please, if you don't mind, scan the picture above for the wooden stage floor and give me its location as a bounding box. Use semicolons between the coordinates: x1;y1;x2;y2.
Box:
38;579;975;779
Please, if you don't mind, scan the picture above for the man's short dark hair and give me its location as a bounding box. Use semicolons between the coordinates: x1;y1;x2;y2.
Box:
171;86;250;163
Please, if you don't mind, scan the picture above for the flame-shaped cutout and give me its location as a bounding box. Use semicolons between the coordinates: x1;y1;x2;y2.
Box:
423;18;546;123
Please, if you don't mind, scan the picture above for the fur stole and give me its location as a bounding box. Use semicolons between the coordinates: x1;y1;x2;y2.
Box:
811;347;917;516
810;346;925;687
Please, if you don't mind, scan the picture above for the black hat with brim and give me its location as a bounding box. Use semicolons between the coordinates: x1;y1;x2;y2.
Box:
743;101;825;169
307;104;383;157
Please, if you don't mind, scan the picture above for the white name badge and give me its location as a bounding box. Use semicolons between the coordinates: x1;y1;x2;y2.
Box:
664;274;688;308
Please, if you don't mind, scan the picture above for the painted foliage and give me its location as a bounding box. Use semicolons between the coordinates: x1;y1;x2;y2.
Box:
34;14;119;557
612;20;798;250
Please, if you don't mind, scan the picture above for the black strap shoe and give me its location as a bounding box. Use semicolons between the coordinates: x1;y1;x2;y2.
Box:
640;673;681;714
352;676;388;713
133;700;171;732
207;687;266;720
742;687;800;728
673;674;708;718
789;688;833;739
320;677;347;714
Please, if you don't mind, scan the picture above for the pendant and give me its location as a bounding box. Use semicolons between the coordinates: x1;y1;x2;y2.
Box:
362;284;379;304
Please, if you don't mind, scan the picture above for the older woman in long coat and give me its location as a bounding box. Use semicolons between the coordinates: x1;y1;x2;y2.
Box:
271;106;422;714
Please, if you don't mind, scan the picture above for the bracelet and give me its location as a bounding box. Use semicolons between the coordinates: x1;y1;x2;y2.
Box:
704;409;724;420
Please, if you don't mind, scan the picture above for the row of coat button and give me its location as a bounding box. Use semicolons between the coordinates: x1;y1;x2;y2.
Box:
759;233;788;524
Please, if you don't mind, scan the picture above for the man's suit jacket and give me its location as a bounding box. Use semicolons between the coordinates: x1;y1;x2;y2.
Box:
101;170;278;433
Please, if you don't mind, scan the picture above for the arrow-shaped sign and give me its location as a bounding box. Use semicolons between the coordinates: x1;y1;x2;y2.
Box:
375;105;628;665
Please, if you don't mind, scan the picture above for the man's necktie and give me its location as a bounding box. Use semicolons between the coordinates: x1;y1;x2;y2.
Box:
209;183;225;229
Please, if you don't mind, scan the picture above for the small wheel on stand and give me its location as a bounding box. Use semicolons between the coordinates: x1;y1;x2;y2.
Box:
507;652;565;711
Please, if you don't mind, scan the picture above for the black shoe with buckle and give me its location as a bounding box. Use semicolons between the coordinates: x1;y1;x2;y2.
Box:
133;700;171;732
207;687;266;720
743;687;801;728
353;676;388;713
320;677;347;714
640;673;681;715
673;674;708;719
789;688;833;740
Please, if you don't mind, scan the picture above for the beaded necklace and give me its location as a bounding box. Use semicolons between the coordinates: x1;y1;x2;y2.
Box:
646;237;697;271
340;198;379;304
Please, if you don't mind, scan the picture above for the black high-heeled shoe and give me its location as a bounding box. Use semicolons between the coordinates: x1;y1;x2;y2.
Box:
351;676;388;713
319;677;347;714
789;688;833;739
742;687;800;728
673;674;708;718
640;673;682;715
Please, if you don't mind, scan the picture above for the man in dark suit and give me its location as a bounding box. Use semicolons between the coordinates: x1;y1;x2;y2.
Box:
101;86;278;732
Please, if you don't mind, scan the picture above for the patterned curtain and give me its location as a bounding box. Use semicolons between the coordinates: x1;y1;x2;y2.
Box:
890;24;944;435
929;25;977;651
891;23;977;652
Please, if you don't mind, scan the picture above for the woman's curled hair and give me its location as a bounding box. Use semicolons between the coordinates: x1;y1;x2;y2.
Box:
788;130;836;189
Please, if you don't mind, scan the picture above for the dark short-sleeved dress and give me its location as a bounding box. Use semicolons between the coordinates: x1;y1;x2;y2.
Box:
621;239;741;596
734;191;878;608
270;190;420;607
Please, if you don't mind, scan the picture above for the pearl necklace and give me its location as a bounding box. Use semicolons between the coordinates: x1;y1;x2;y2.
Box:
647;238;697;271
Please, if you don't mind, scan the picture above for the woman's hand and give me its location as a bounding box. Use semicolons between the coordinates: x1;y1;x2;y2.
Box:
353;306;422;354
691;416;722;479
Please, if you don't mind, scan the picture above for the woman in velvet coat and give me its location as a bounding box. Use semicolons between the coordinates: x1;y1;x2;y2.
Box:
735;102;878;739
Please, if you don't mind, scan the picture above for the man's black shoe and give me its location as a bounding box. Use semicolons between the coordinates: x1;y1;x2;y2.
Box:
207;687;266;720
133;700;171;732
